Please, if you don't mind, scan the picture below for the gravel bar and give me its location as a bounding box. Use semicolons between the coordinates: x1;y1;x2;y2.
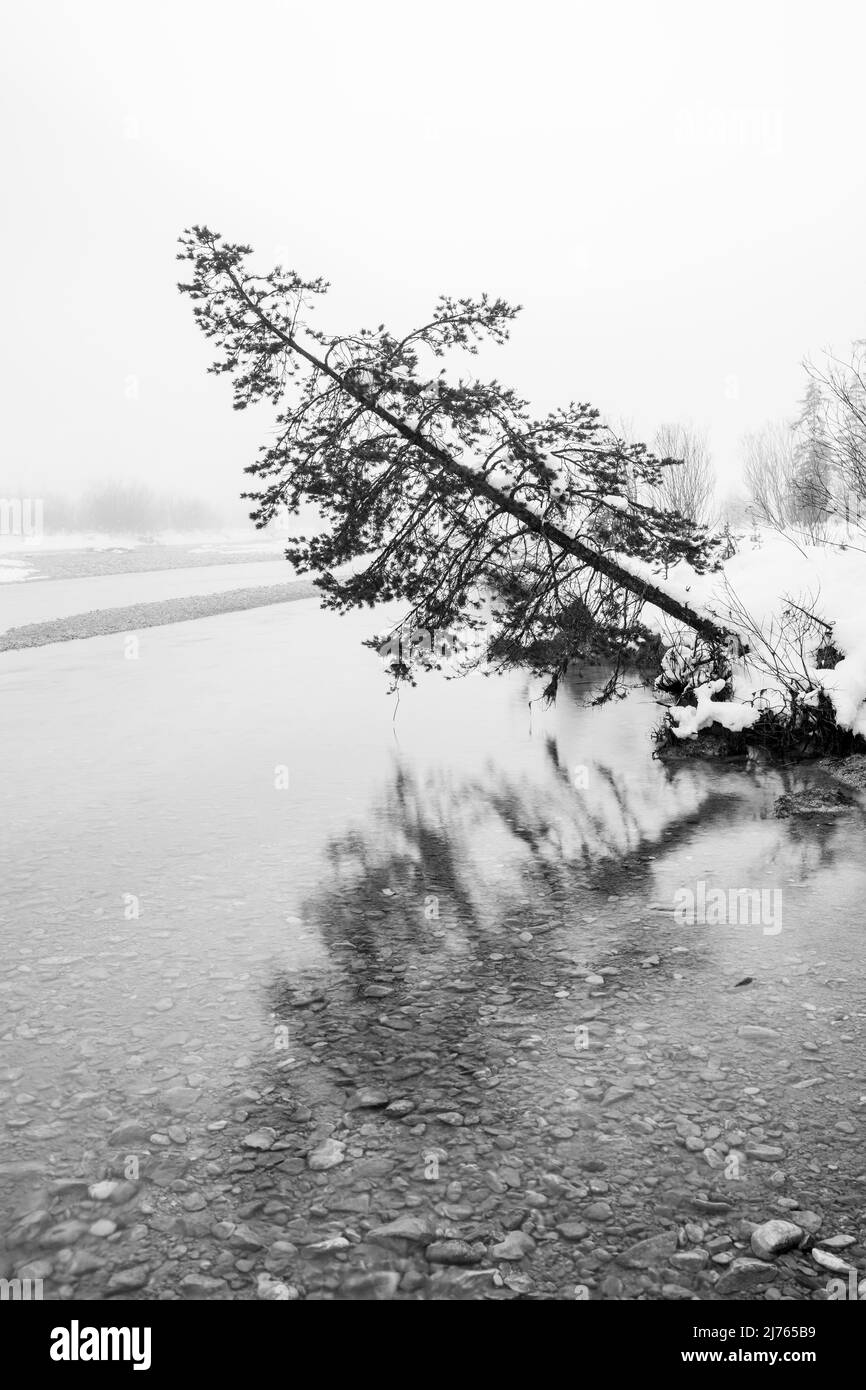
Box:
0;579;319;651
2;543;284;582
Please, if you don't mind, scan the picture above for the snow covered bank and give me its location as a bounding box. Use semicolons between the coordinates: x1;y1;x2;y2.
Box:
639;529;866;748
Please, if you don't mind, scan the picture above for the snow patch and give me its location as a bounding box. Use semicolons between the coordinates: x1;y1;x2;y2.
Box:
668;678;760;740
655;529;866;739
0;560;39;582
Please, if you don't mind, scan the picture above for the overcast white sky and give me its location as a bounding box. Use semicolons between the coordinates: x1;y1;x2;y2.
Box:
2;0;864;507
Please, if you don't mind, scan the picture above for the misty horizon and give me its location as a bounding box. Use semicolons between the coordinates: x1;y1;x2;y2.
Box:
2;0;864;504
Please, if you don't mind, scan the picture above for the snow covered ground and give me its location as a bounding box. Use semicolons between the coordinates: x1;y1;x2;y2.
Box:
634;528;866;740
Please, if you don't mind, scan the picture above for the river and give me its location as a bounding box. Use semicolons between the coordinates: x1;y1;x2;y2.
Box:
1;597;864;1300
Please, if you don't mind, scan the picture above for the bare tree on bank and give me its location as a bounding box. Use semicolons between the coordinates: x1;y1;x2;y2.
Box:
177;227;731;699
651;424;715;528
743;420;801;534
807;341;866;528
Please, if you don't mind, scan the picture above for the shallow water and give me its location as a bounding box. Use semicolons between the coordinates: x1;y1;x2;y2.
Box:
1;599;865;1300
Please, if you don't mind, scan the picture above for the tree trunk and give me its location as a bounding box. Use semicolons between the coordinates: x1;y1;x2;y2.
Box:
230;269;732;647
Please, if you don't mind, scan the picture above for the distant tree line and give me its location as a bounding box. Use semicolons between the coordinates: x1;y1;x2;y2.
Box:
743;340;866;542
0;482;241;535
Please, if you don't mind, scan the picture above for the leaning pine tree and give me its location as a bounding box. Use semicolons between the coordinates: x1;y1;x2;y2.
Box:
178;226;731;701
